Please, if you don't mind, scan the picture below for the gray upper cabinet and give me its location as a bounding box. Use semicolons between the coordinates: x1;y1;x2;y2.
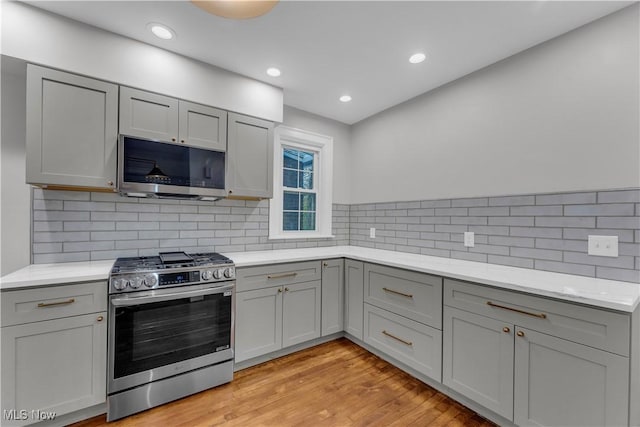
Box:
120;87;227;151
178;100;227;150
119;87;179;143
26;65;118;190
227;113;274;198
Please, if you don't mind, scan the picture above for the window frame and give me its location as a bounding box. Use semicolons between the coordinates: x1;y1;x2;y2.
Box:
269;126;333;240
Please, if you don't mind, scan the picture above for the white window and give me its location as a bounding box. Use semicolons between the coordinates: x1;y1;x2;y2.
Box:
269;126;333;239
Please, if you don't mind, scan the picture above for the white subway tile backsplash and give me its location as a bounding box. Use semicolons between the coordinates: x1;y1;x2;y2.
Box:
31;189;638;283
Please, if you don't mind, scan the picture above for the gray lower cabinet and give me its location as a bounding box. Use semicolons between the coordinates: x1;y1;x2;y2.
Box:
119;87;227;151
1;282;107;426
321;259;344;336
442;306;514;420
362;263;443;382
235;278;321;363
227;113;274;198
344;260;364;340
26;64;118;190
443;279;630;427
513;327;629;427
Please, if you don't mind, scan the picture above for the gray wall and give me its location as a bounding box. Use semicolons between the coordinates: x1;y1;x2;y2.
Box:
283;106;351;204
1;57;31;276
349;5;640;204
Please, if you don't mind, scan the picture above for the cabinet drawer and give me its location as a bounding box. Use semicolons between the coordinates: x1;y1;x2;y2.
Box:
444;279;630;356
1;282;108;327
236;261;322;292
364;303;442;382
364;263;442;329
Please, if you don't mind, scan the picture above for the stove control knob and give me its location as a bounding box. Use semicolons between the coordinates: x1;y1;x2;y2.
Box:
202;270;213;281
129;277;142;289
144;274;157;288
113;278;127;291
224;267;235;279
213;269;223;279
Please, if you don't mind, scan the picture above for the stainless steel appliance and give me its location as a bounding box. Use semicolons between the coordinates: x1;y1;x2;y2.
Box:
118;135;227;200
107;252;235;421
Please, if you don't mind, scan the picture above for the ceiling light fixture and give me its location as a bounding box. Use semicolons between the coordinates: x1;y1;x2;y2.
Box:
339;95;352;103
191;0;279;20
409;53;426;64
266;67;281;77
148;23;175;40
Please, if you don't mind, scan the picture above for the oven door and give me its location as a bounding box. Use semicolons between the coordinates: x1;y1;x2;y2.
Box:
108;282;234;394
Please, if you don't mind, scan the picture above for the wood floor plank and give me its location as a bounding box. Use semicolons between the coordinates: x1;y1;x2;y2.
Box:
71;339;496;427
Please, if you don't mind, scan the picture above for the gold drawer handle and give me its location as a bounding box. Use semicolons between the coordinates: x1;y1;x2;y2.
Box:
503;326;510;333
517;330;525;337
37;298;75;308
487;301;547;319
383;287;413;298
267;272;297;280
382;330;413;346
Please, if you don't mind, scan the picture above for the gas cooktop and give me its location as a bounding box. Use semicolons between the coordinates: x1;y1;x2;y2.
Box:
109;251;235;294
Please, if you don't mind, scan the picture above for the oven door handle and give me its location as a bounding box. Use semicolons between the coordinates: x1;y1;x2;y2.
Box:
111;286;229;307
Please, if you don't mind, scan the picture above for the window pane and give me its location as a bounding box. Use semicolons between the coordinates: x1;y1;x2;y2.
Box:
300;212;316;231
300;193;316;211
283;191;300;210
299;151;314;171
283;169;298;188
283;212;299;231
283;149;299;169
299;171;313;189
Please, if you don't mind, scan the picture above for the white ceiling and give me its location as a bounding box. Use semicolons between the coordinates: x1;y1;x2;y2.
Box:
26;1;633;124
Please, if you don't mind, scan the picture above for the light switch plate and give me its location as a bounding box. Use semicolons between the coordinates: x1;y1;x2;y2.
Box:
464;232;474;247
588;235;618;257
369;227;376;239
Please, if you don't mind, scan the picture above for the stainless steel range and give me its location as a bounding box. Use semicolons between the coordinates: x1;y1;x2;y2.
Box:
107;251;235;421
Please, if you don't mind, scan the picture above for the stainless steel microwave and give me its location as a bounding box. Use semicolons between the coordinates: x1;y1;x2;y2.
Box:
117;135;226;200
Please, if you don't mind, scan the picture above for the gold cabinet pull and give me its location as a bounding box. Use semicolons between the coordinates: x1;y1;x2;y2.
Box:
97;316;104;322
382;330;413;346
284;287;290;292
487;301;547;319
517;330;525;337
267;272;297;280
503;326;510;333
383;287;413;298
323;262;328;267
37;298;75;308
277;288;283;293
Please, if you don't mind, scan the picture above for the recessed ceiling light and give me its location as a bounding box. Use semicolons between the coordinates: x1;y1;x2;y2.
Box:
409;53;426;64
266;67;281;77
339;95;352;103
148;23;175;40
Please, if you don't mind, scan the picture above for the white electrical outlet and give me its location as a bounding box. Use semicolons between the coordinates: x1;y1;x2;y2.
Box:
369;227;376;239
588;235;618;257
464;232;474;247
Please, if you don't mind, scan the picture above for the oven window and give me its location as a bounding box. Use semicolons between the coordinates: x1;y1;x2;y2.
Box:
113;292;231;379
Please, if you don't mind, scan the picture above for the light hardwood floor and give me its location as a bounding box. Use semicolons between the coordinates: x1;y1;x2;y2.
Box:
72;338;495;427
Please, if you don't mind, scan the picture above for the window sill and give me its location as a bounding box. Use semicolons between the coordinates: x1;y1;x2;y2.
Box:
268;234;336;240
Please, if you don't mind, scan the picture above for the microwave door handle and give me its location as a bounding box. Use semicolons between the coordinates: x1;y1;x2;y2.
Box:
111;287;229;307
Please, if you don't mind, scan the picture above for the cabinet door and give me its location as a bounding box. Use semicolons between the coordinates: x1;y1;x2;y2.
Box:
26;65;117;189
514;327;629;427
321;259;344;336
442;306;514;420
344;260;364;340
235;287;283;363
1;312;107;426
282;280;321;348
119;86;179;142
178;101;227;151
227;113;274;198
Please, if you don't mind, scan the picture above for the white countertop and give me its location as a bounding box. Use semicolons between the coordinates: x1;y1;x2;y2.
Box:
2;246;639;312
